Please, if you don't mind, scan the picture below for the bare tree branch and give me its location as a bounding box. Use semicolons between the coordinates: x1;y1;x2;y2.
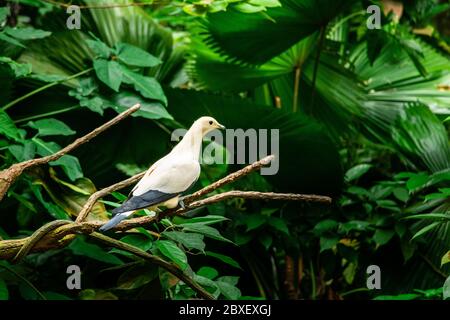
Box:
0;104;141;201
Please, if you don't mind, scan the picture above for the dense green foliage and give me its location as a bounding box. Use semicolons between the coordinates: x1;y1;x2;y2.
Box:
0;0;449;300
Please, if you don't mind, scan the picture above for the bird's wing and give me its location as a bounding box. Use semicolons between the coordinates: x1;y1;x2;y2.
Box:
112;158;200;215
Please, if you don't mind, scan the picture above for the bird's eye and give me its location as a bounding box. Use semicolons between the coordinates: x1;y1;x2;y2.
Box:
209;121;213;125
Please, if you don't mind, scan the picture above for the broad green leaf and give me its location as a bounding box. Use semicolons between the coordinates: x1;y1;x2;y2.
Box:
181;224;233;244
4;26;51;40
0;7;9;24
116;264;158;290
86;39;112;59
69;237;123;265
108;91;172;120
80;96;104;115
339;221;371;233
120;67;167;105
27;118;76;136
313;219;338;234
320;236;339;252
0;57;32;78
241;214;266;231
345;164;372;182
162;231;205;252
173;215;230;226
8;141;35;162
205;251;242;269
406;173;429;191
0;32;25;47
115;42;161;67
204;0;354;64
268;216;289;234
30;182;70;220
0;279;8;300
216;280;241;300
373;229;395;245
217;276;239;286
0;109;21;141
155;240;188;271
120;234;152;251
93;59;123;92
52;155;83;181
197;266;218;280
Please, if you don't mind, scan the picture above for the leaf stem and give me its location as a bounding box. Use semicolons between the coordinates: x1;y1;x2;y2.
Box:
2;68;93;111
14;105;81;123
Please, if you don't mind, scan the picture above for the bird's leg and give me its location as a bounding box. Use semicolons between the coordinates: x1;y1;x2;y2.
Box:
178;197;186;209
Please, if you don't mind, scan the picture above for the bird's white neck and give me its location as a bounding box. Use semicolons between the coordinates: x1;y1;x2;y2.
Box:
171;124;204;161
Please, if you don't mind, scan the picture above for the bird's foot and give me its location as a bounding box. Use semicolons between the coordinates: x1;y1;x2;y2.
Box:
178;198;186;209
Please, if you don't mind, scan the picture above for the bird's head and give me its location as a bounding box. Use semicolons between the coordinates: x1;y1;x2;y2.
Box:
194;116;226;135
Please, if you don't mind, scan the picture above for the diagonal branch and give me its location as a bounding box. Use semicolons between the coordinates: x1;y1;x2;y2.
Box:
0;104;141;201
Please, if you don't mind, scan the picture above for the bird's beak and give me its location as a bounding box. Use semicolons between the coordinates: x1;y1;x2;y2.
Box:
217;123;226;130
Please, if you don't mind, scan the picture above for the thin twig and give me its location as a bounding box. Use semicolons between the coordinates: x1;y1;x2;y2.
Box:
0;104;141;201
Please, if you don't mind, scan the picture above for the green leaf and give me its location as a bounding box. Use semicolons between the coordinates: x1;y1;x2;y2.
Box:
234;3;266;13
4;26;51;40
0;279;8;300
0;57;32;78
0;32;25;47
8;141;35;162
116;264;158;290
314;219;338;235
93;59;123;92
173;215;230;226
320;236;339;252
115;42;161;67
441;250;450;267
403;213;450;221
27;118;76;136
163;231;205;252
204;0;354;64
406;173;429;191
345;164;372;182
216;280;241;300
197;266;218;280
444;276;450;300
86;39;112;59
412;222;441;240
43;291;72;300
0;6;10;24
52;155;83;181
373;229;395;246
258;233;273;250
120;67;167;105
181;224;233;244
69;237;123;265
205;251;242;269
155;240;188;271
217;276;239;286
108;91;172;120
242;214;266;231
80;96;104;115
268;216;289;234
373;293;420;300
0;109;21;141
119;234;152;252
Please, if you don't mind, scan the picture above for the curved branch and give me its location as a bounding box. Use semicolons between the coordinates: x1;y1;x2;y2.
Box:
0;104;141;201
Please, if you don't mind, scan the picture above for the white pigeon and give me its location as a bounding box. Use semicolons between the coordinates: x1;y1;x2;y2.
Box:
99;116;225;231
